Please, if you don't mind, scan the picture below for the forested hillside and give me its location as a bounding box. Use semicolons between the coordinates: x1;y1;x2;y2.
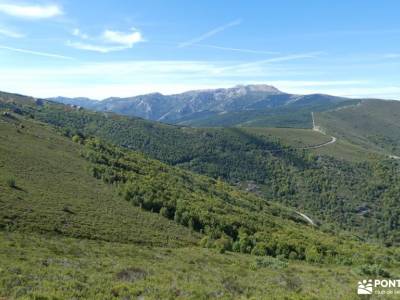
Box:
2;92;400;244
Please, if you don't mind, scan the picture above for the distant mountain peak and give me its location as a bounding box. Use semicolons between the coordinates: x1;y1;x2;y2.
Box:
181;84;282;96
234;84;282;93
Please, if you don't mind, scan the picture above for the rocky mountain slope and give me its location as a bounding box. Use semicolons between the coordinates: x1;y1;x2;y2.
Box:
50;84;357;126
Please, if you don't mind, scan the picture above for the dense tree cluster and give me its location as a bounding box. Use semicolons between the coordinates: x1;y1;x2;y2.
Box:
79;137;397;265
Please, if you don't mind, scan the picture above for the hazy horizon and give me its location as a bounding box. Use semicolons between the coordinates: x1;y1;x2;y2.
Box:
37;82;396;101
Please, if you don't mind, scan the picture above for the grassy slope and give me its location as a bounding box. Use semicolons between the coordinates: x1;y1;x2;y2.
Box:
312;138;376;162
0;114;197;246
241;127;376;162
242;128;331;148
0;231;367;300
177;107;314;128
317;100;400;157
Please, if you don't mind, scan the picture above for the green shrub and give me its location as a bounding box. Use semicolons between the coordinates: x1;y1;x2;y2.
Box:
214;235;233;253
72;135;83;144
355;264;391;278
305;246;323;263
116;267;147;282
199;236;213;248
159;207;171;219
232;241;240;252
250;256;288;270
251;242;267;256
200;235;233;253
288;251;298;260
238;233;253;254
6;177;16;188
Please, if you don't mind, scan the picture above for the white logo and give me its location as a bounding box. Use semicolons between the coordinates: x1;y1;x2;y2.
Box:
358;279;373;295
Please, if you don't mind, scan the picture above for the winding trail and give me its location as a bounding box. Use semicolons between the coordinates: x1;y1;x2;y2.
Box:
259;113;337;154
308;112;337;149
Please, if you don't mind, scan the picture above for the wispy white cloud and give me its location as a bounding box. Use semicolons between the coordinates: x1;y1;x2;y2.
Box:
178;19;241;48
217;52;323;73
8;60;312;80
193;44;278;54
0;27;24;38
0;45;73;60
0;3;62;19
68;28;144;53
67;41;126;53
249;52;323;64
103;29;143;47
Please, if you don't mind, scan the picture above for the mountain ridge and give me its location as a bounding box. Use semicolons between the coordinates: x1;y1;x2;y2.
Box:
52;84;283;102
49;84;359;126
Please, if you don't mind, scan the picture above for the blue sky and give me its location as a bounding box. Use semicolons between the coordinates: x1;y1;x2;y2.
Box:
0;0;400;99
